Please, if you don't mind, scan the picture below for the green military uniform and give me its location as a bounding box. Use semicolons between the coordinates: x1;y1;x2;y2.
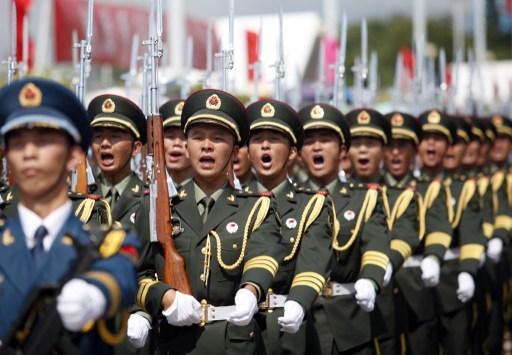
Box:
245;100;334;355
88;94;150;244
136;89;286;355
392;110;457;354
372;112;423;355
436;116;487;355
298;105;390;354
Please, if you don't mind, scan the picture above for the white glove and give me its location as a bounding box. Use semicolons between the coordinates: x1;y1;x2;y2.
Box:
278;300;305;334
162;291;202;326
354;279;376;312
487;238;504;263
457;272;475;303
228;288;258;326
57;278;106;332
127;313;151;348
421;255;441;287
383;263;393;287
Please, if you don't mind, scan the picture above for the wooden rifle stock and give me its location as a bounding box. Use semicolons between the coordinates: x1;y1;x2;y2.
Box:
74;152;88;194
147;113;192;294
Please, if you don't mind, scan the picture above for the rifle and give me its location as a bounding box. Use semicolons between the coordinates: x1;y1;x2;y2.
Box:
272;2;285;100
1;238;99;355
144;0;191;293
72;0;95;194
331;11;347;110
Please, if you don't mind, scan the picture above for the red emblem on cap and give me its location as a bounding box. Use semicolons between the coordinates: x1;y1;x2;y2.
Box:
206;94;221;110
18;83;42;107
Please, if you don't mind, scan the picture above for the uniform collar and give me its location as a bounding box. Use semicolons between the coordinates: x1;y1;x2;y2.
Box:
99;173;133;196
193;181;225;206
18;200;72;251
383;172;413;188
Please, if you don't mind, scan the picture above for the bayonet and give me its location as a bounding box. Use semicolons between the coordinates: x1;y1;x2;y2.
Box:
121;33;140;98
272;2;285;100
215;0;235;91
4;1;18;84
180;36;193;98
331;11;347;109
20;15;29;78
391;52;403;109
315;39;326;103
250;18;263;102
202;19;213;88
75;0;94;104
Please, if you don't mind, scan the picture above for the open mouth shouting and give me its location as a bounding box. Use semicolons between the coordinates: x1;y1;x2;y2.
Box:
199;155;215;169
260;153;273;170
312;154;325;169
100;152;115;167
168;149;184;163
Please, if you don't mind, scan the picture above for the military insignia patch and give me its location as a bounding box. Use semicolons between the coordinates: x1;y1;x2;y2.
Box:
131;184;140;193
285;218;297;229
227;194;236;203
172;218;183;235
226;222;238;234
286;191;294;199
343;210;355;221
2;229;14;246
427;111;441;124
62;235;74;246
6;192;12;202
101;98;116;113
357;111;370;124
340;187;348;194
206;94;221;110
310;104;325;119
391;113;404;126
175;101;184;115
19;83;42;108
261;103;275;117
130;212;136;224
179;189;188;199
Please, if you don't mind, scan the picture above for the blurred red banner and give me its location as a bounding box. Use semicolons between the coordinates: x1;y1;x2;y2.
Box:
54;0;217;70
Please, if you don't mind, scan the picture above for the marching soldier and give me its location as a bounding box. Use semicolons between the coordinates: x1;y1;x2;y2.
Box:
436;115;486;354
0;78;139;353
87;94;149;240
298;104;390;354
245;99;334;354
380;112;423;354
132;89;285;354
160;99;194;190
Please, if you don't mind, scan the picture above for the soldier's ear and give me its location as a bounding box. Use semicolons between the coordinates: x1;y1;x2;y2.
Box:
66;145;84;172
288;146;298;163
131;140;143;157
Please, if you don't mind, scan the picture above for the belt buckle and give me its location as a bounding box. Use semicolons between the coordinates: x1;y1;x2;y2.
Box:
322;283;333;298
200;299;208;327
261;288;274;312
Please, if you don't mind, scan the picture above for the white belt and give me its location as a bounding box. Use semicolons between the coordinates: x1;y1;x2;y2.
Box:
259;291;287;310
322;282;355;297
444;248;460;261
200;301;236;324
402;255;423;268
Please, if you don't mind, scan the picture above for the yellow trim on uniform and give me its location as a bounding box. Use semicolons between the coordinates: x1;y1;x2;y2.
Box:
91;117;141;139
457;129;470;143
137;278;159;310
97;311;128;346
495;215;512;230
350;127;388;144
291;272;326;294
422;124;452;143
460;244;485;261
361;251;389;270
388;188;415;230
99;229;126;259
332;189;378;252
163;116;181;127
478;176;490;198
424;180;441;208
84;271;121;317
424;232;452;248
491;171;505;215
451;180;476;228
444;179;455;224
250;121;297;144
284;193;325;261
390;240;412;259
496;126;512;137
303;121;346;144
185;114;241;143
417;194;426;240
507;173;512;207
482;222;494;239
75;198;95;223
243;256;279;277
391;128;419;144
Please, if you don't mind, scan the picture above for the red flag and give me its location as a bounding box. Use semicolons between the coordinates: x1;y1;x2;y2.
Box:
246;30;258;81
15;0;33;68
400;47;414;79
